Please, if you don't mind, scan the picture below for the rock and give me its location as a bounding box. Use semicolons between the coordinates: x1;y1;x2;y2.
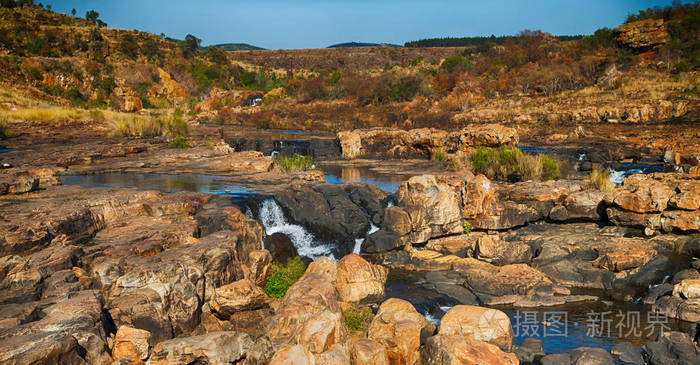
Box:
395;174;465;243
367;298;436;364
438;305;514;351
607;176;675;213
611;342;644;365
642;331;700;365
266;233;298;264
421;334;519;365
540;353;571;365
473;235;532;265
383;206;412;236
122;95;143;112
670;180;700;211
221;206;264;263
336;254;388;305
266;260;346;352
269;344;316;365
363;230;406;253
549;190;606;222
614;18;670;50
570;347;613;365
210;278;268;320
0;291;111;365
672;279;700;299
113;325;151;362
247;249;271;287
350;338;390;365
425;233;478;257
315;343;350;364
512;338;545;364
336;125;515;159
147;331;256;365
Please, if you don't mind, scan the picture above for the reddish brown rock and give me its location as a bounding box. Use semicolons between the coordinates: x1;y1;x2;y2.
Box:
614;18;670;50
350;338;390;365
209;278;268;320
269;344;316;365
438;305;514;351
367;298;436;364
421;334;519;365
336;254;388;305
112;325;151;362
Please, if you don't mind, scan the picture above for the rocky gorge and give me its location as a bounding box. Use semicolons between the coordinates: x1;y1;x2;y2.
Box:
1;119;699;365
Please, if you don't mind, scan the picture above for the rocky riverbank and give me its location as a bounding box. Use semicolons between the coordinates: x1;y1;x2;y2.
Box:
1;120;699;364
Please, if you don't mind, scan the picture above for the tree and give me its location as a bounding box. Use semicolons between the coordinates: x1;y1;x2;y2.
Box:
182;33;201;58
118;33;139;59
85;10;106;27
71;8;75;16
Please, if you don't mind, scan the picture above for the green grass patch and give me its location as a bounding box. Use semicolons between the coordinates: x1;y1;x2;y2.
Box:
168;135;192;148
273;153;314;173
589;164;615;191
264;256;307;298
431;148;447;162
342;305;374;332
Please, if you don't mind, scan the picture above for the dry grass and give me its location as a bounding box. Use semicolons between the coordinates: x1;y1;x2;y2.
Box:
588;164;615;191
0;107;83;123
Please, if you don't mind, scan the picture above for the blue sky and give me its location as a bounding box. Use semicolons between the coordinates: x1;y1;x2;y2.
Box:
48;1;676;49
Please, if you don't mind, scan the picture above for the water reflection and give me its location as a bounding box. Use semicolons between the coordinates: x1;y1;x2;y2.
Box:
322;165;405;193
61;173;256;200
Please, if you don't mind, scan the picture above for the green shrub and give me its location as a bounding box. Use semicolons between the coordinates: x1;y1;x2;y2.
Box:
0;119;14;139
88;109;105;122
274;153;314;173
342;305;374;332
264;256;307;298
540;155;560;180
463;221;472;235
168;135;191;148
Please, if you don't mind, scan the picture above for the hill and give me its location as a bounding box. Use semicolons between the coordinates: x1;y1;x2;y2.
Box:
215;43;265;51
328;42;401;48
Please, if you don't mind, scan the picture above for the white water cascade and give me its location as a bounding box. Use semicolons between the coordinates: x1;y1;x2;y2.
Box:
257;199;335;260
353;223;379;254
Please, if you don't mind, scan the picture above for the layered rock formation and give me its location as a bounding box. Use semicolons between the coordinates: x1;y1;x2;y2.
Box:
337;124;518;159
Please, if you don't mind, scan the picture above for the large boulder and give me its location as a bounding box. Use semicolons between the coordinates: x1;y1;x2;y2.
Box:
112;325;151;363
336;254;388;304
438;305;514;351
350;338;390;365
269;344;316;365
421;335;519;365
209;278;268;320
367;298;436;364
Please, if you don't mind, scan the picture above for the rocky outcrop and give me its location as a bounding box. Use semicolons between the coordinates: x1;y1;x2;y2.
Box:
614;18;670;50
605;173;700;233
337;124;517;159
275;183;390;255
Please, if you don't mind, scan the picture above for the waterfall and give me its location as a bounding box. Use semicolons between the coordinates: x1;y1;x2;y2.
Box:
258;199;335;260
352;223;380;254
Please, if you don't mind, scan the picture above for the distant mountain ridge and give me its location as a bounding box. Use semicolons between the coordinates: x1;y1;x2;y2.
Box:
215;43;265;51
328;42;401;48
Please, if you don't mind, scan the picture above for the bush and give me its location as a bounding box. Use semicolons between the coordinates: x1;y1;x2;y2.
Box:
541;155;560;180
274;153;314;173
589;164;615;191
168;135;191;148
0;119;14;139
88;109;105;122
471;147;560;181
264;256;307;298
342;305;374;332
